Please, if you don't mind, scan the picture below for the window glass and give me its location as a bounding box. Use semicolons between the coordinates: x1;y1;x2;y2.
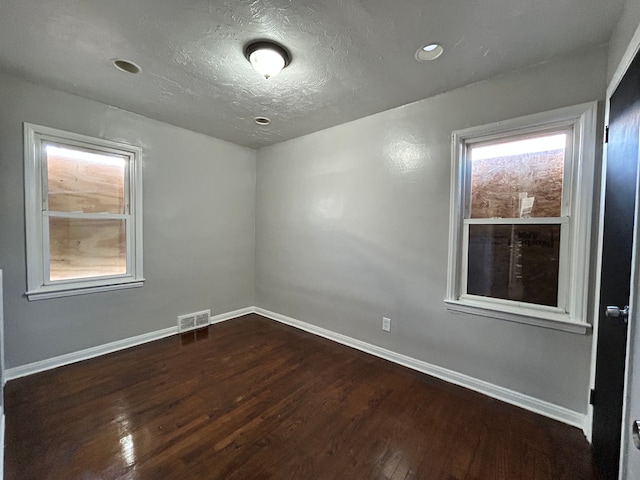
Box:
469;133;566;219
467;224;560;306
447;103;596;332
48;217;127;281
46;144;126;214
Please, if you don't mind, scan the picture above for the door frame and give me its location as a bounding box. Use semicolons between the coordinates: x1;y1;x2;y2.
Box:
587;21;640;478
622;143;640;477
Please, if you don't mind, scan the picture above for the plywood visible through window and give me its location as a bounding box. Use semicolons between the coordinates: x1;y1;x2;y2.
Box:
469;134;565;219
48;217;127;281
24;124;143;300
46;146;126;214
45;146;128;281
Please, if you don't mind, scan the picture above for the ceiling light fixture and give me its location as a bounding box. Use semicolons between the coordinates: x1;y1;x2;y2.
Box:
245;41;291;79
415;44;444;62
112;59;141;74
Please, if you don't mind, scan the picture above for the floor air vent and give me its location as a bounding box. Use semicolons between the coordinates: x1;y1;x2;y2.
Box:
177;309;211;333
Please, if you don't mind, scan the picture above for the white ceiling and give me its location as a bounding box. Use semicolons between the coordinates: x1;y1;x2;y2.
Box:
0;0;625;149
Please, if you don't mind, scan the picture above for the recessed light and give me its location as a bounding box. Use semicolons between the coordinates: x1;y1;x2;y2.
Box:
112;59;141;74
245;41;291;79
415;44;444;62
254;116;271;126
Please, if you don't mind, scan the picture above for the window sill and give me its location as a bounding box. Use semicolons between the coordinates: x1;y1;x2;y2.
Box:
444;299;591;334
26;280;144;301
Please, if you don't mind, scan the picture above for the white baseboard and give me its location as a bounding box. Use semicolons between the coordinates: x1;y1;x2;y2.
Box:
4;307;252;381
5;326;177;381
583;404;593;442
210;307;254;324
3;305;587;434
253;307;587;432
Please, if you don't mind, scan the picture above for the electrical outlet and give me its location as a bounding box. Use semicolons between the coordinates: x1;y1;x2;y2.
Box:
382;317;391;332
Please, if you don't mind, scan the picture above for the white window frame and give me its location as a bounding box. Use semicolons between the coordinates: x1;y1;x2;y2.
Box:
445;102;598;334
24;123;144;301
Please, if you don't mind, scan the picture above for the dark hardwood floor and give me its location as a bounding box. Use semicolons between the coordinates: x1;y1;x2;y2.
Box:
5;314;601;479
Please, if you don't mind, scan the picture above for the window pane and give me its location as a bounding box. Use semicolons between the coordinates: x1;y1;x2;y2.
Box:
49;217;126;281
467;224;560;307
46;145;126;214
469;134;565;219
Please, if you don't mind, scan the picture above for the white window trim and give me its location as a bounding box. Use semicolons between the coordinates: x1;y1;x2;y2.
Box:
445;102;598;334
24;123;144;301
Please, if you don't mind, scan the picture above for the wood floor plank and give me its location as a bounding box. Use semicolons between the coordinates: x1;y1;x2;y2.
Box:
5;314;602;479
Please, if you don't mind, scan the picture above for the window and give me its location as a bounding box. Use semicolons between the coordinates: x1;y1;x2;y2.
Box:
446;103;597;333
24;124;143;300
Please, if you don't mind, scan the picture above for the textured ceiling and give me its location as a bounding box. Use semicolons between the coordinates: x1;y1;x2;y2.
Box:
0;0;625;148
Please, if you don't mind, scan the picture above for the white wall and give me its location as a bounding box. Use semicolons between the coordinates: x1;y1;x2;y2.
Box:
0;72;256;369
255;47;607;414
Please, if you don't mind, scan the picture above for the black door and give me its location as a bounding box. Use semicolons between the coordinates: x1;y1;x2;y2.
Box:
592;52;640;479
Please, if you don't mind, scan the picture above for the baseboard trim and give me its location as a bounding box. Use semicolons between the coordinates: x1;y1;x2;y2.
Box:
253;307;587;431
5;326;177;381
210;307;254;325
4;305;587;432
583;404;593;442
5;307;252;381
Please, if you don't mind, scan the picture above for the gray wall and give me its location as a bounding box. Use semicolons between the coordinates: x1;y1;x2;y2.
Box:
0;73;256;369
255;47;607;413
608;0;640;83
